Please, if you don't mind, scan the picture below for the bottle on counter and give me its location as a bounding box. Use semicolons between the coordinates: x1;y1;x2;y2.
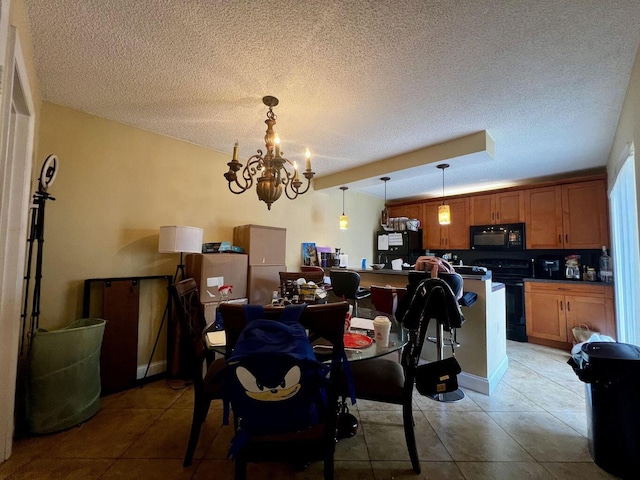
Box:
361;258;367;270
599;246;613;283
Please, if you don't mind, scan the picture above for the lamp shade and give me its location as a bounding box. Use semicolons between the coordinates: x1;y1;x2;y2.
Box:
438;205;451;225
339;214;349;230
158;226;203;253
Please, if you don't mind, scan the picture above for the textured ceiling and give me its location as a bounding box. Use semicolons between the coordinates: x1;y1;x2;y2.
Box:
25;0;640;200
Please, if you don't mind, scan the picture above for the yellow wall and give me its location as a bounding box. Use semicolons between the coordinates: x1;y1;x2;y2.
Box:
35;103;382;335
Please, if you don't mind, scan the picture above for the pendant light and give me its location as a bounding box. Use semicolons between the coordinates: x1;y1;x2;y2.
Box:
380;177;390;226
437;164;451;225
339;186;349;230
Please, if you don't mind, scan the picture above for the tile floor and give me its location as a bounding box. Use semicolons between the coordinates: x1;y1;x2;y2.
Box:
1;341;621;479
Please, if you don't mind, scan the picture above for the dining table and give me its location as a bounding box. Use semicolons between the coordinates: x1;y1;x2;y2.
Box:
204;304;408;440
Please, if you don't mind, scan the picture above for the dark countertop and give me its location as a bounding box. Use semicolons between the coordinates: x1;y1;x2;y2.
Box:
524;278;612;286
330;267;492;282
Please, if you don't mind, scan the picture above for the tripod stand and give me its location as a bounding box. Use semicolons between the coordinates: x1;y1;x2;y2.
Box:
142;253;186;380
21;155;58;356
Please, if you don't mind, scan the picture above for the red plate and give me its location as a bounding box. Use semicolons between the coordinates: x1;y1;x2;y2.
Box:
344;332;373;349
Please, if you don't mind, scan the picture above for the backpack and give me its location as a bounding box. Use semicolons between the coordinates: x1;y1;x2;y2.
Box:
222;304;330;458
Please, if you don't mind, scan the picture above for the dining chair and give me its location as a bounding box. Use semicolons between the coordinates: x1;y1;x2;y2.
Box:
346;277;464;474
169;278;226;467
218;301;350;480
370;285;406;316
329;269;371;317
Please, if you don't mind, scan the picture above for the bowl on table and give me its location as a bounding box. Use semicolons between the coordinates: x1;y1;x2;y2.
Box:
370;264;386;270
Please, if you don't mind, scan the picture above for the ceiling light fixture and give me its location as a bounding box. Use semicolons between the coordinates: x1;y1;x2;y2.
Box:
224;96;314;210
437;164;451;225
339;186;349;230
380;176;390;227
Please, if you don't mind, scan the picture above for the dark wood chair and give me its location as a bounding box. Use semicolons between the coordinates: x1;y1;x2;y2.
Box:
169;278;226;467
346;278;464;474
370;285;406;316
329;269;371;317
218;301;350;480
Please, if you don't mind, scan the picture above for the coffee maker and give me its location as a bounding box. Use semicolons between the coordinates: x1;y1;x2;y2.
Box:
565;254;581;280
535;255;564;279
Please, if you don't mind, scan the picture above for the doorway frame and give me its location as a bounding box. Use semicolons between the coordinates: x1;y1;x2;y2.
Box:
0;22;36;461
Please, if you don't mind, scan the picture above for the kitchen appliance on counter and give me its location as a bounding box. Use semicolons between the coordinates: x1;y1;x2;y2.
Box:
565;254;581;280
472;258;533;342
470;223;525;251
535;255;564;279
376;229;422;267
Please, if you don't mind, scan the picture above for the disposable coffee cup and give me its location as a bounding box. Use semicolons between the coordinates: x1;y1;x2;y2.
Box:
345;304;353;332
373;316;392;347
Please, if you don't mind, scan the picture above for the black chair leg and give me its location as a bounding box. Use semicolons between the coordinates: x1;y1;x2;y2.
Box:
323;457;335;480
234;454;247;480
402;401;421;474
183;397;212;467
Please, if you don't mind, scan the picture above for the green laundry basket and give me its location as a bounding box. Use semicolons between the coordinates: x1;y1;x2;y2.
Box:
27;318;106;434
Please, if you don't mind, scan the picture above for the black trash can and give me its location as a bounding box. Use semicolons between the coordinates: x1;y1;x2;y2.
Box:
568;342;640;479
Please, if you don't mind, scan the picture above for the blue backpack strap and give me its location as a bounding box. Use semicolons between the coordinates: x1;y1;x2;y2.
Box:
336;350;356;404
279;303;307;324
242;304;265;322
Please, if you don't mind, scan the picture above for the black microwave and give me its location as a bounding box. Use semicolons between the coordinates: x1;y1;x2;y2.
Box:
470;223;525;251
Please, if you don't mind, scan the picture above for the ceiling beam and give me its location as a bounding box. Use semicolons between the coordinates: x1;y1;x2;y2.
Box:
313;131;494;191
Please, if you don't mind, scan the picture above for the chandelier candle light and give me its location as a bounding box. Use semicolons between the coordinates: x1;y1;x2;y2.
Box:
437;164;451;225
224;96;315;210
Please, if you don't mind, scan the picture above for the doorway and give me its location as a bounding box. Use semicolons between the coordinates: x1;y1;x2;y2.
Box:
0;25;36;461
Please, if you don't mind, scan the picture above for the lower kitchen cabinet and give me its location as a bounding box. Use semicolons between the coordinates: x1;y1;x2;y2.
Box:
524;281;615;349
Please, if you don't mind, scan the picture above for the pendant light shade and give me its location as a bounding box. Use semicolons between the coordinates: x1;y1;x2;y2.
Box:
437;164;451;225
438;204;451;225
380;177;390;226
339;186;349;230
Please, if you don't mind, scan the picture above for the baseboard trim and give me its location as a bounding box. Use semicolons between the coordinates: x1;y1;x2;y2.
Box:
458;356;509;396
137;360;166;380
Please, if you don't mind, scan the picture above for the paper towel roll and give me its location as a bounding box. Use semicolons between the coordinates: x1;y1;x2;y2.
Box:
339;254;349;268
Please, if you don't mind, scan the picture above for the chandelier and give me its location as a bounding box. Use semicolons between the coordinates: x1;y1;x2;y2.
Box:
224;96;315;210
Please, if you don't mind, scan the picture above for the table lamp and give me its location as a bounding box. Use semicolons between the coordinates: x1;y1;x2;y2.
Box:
158;225;204;282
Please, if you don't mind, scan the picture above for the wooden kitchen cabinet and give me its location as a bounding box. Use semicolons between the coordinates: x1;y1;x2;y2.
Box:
422;198;469;249
525;281;616;349
387;203;423;223
561;180;609;249
469;191;524;225
525;180;609;249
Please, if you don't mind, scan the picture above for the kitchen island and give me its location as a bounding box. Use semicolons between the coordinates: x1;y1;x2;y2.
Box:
335;268;507;395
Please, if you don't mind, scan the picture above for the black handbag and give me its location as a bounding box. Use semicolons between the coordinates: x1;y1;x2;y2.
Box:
415;356;461;396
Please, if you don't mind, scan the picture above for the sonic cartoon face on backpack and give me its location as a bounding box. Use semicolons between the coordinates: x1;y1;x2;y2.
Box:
236;364;302;401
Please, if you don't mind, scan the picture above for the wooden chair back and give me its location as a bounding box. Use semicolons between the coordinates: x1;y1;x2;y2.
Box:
217;301;349;479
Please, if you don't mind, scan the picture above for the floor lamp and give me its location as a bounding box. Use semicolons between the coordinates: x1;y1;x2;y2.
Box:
143;225;203;380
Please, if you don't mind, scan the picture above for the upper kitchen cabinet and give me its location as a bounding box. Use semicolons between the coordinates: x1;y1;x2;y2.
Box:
525;179;609;249
387;203;423;225
562;180;609;249
422;198;469;250
469;191;525;225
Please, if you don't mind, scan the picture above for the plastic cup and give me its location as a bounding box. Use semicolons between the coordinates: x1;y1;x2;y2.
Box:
373;316;392;347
